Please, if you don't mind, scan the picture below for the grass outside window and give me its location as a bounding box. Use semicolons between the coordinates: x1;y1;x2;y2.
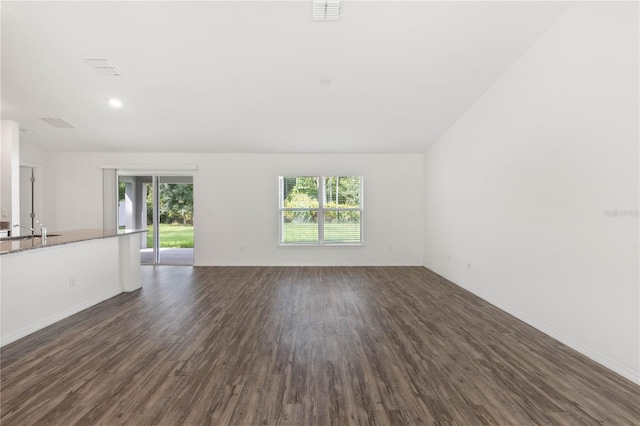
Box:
148;224;194;248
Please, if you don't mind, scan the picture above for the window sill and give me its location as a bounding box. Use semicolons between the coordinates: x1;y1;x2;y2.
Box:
279;243;364;247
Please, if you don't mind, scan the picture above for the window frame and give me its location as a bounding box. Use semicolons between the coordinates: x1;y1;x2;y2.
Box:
279;175;363;246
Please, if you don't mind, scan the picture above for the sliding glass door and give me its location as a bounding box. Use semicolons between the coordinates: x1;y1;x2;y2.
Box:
118;174;193;265
157;176;194;265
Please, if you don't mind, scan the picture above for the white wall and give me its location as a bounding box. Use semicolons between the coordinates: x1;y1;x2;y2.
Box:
1;238;122;345
1;120;20;227
424;2;639;384
45;152;424;266
19;140;46;165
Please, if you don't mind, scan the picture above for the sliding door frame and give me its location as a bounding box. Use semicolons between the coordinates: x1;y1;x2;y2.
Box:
114;168;195;265
152;176;160;264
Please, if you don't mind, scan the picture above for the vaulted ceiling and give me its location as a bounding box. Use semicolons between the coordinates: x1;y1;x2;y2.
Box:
1;1;571;153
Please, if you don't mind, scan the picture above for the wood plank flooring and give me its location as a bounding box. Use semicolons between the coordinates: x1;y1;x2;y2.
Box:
1;266;639;425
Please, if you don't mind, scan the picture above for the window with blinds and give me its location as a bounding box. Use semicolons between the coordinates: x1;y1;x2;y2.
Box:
279;176;363;245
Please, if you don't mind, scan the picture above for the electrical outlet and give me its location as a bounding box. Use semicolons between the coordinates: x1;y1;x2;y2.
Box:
69;277;77;287
1;209;7;218
467;263;471;270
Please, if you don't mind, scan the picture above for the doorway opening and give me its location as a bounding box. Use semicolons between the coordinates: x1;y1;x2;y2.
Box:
19;165;42;234
118;175;194;265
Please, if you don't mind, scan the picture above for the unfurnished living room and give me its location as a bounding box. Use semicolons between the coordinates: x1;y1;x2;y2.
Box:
0;1;638;425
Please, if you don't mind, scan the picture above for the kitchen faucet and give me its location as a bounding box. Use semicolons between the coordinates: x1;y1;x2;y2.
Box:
13;223;37;236
13;223;47;241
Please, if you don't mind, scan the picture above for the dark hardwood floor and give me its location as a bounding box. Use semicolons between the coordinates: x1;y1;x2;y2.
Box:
1;266;638;425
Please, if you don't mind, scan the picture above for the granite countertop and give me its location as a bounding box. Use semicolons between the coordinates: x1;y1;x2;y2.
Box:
0;228;147;256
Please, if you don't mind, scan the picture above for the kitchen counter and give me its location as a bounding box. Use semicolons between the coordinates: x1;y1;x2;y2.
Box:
0;228;147;255
1;228;147;346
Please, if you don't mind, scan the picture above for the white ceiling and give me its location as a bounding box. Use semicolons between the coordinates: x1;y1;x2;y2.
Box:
1;1;572;153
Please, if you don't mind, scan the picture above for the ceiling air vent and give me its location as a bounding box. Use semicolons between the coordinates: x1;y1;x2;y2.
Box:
82;57;122;76
313;1;341;21
37;117;76;128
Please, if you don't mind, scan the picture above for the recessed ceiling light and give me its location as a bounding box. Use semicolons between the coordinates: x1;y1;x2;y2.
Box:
319;77;332;87
109;99;123;108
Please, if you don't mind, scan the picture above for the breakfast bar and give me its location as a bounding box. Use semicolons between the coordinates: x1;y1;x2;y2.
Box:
0;228;146;346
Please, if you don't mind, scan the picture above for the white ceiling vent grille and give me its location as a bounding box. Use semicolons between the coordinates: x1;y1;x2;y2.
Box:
37;117;76;128
313;1;341;21
82;57;122;76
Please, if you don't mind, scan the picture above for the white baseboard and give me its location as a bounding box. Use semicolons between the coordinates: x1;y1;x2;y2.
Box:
192;261;423;267
1;289;122;347
489;296;638;385
427;267;639;386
